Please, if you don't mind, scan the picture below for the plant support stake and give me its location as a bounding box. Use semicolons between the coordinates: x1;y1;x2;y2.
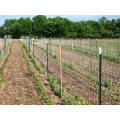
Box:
33;40;34;59
96;39;97;56
59;40;63;98
46;42;49;79
28;37;30;52
99;47;102;105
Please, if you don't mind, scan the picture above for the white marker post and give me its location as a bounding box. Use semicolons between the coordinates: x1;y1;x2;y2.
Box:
99;47;102;105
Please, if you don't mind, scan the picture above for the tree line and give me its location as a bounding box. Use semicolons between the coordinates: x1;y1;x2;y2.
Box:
0;15;120;39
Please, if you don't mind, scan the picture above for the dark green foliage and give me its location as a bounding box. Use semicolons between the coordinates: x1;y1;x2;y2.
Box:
32;15;47;37
0;26;5;37
1;15;120;38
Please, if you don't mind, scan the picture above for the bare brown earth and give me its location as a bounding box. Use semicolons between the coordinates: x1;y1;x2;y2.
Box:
0;42;46;105
23;46;61;105
45;44;120;90
31;46;120;105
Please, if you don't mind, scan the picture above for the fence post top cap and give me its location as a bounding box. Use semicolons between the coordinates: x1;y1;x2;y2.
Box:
99;47;102;54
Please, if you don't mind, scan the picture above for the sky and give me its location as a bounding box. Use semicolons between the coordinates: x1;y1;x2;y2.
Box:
0;15;120;26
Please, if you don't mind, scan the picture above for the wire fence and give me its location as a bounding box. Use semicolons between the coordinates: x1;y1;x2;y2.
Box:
21;37;120;105
0;35;13;61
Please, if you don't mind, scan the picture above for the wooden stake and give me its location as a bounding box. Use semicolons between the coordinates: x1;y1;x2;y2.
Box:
105;39;106;56
72;39;74;66
59;40;63;98
39;39;41;62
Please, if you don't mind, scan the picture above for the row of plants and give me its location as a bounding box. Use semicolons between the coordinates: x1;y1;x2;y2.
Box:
38;43;119;93
86;80;119;101
63;62;119;101
0;44;13;87
64;61;119;92
20;43;53;105
22;44;46;75
0;42;12;60
24;43;92;105
49;75;92;105
35;44;119;102
62;62;119;101
42;42;120;92
52;43;120;63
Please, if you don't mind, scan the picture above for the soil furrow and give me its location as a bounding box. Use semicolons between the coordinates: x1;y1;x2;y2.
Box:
0;42;45;105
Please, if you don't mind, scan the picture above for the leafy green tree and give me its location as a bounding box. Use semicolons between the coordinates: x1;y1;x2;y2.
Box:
32;15;47;37
10;22;21;38
0;26;5;37
18;17;32;36
1;15;120;39
4;19;18;35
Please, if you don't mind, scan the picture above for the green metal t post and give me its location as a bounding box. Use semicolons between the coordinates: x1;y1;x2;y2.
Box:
4;36;6;54
99;47;102;105
33;40;34;59
28;37;30;52
26;37;27;47
46;42;49;79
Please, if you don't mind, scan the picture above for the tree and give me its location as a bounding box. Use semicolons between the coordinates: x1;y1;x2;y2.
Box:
32;15;47;37
18;17;32;36
10;22;21;38
0;26;5;37
4;19;18;35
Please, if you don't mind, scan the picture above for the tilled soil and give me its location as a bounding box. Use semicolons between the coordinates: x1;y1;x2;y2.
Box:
38;43;120;91
23;46;61;105
31;46;120;105
0;43;46;105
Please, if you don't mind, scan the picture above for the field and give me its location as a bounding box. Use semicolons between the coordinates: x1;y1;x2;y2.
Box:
0;38;120;105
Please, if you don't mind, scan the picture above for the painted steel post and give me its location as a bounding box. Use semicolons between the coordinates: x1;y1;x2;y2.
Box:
4;36;6;53
28;37;30;52
33;40;34;59
46;42;49;79
99;47;102;105
25;37;27;48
